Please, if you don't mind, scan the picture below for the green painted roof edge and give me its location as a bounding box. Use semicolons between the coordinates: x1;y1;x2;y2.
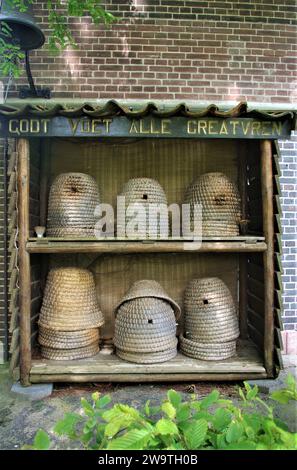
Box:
0;99;296;127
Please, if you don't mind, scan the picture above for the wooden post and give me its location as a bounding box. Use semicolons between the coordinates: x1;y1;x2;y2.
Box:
39;139;50;292
17;139;31;386
238;143;248;339
260;140;274;377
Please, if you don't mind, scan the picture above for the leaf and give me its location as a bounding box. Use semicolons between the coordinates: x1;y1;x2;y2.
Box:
212;408;232;432
176;403;191;422
81;397;94;416
224;441;256;450
271;390;293;405
246;385;258;400
184;419;208;449
161;401;176;419
226;422;244;444
107;429;152;450
155;418;179;436
33;430;50;450
167;389;182;408
145;400;151;417
104;415;134;438
92;392;100;402
95;395;111;409
54;413;81;437
200;390;220;409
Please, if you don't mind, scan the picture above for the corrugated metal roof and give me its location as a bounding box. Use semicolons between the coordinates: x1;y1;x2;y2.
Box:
0;99;295;125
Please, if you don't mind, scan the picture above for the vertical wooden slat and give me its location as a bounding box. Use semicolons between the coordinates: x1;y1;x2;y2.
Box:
238;143;248;338
260;140;274;377
17;139;31;386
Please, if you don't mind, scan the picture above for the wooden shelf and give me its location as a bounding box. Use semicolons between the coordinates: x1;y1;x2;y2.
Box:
30;340;266;383
27;236;267;254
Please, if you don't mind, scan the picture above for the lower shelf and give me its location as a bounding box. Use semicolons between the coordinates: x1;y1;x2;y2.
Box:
30;340;267;383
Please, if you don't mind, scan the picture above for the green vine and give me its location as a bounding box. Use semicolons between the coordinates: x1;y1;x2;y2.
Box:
0;0;116;78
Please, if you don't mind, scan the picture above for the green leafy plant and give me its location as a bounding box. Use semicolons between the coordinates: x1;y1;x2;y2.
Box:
0;0;116;78
26;375;297;450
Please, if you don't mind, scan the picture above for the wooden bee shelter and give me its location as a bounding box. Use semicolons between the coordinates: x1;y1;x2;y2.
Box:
1;100;295;385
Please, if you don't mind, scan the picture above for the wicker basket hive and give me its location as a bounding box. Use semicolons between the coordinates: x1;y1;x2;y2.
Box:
47;173;100;237
184;172;241;236
117;178;169;238
114;280;180;363
38;267;104;360
180;277;239;361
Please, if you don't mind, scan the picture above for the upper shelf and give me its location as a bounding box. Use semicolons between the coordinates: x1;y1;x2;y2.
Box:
26;236;267;254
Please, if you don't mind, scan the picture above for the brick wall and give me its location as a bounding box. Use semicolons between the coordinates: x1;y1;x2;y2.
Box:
279;133;297;332
0;1;296;360
10;0;297;102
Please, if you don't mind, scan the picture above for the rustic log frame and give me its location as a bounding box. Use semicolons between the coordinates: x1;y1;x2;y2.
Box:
14;133;280;384
17;139;31;386
260;140;275;377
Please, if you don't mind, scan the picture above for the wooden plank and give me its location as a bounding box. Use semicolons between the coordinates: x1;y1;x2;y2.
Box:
30;342;265;376
17;138;31;386
8;228;17;251
9;268;18;294
274;253;283;273
247;291;264;314
8;171;16;195
247;262;264;283
274;308;283;331
8;248;16;273
9;347;20;375
8;211;17;233
8;191;16;216
9;327;19;354
260;140;274;376
247;323;264;352
274;195;282;216
274;271;283;291
9;307;19;333
247;277;264;300
30;372;268;383
239;254;248;338
274;233;282;254
247;307;264;334
7;151;17;177
274;214;282;234
274;347;284;371
274;327;283;350
9;288;18;314
28;236;266;242
274;289;283;310
273;175;281;196
26;241;268;254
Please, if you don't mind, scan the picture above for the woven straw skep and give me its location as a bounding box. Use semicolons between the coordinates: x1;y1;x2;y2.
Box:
117;178;169;238
114;280;179;363
180;277;239;361
47;172;100;237
38;326;99;350
38;267;105;331
184;172;241;237
115;279;181;320
40;342;99;360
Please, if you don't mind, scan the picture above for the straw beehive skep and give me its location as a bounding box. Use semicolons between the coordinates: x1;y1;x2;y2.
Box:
38;267;104;331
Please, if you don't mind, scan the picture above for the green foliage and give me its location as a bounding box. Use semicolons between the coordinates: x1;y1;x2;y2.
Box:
27;375;297;451
0;0;116;78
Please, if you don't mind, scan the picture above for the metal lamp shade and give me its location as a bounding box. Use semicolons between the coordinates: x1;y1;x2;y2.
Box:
0;0;45;50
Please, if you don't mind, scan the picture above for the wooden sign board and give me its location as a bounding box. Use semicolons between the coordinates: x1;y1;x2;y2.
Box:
0;115;292;139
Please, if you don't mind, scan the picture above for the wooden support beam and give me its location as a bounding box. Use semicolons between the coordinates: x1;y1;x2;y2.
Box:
260;140;274;377
26;240;267;254
17;139;31;386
